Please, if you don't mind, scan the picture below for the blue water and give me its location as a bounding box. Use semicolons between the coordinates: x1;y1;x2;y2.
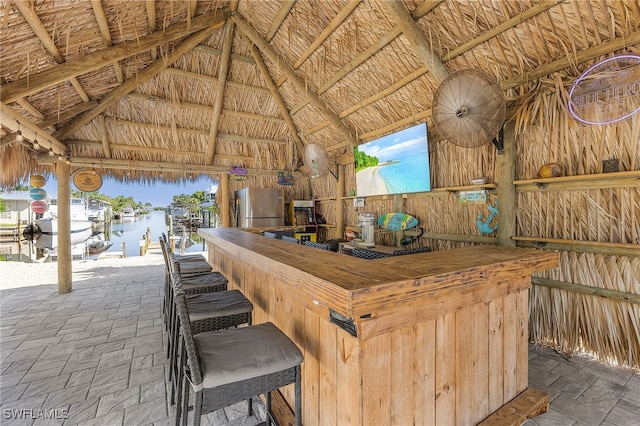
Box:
104;211;206;257
377;153;431;194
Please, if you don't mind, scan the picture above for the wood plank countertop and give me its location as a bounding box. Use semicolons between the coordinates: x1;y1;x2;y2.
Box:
199;228;559;321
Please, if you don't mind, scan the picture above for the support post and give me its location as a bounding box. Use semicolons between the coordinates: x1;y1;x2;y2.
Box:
57;161;72;293
219;173;230;227
497;120;516;247
336;165;345;240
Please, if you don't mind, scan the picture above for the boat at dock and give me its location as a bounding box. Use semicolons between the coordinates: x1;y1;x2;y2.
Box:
121;207;135;220
34;218;93;235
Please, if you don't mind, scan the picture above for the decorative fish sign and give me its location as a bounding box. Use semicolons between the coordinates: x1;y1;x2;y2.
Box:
477;201;499;235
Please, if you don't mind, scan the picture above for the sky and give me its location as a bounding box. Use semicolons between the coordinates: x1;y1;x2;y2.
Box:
39;175;217;207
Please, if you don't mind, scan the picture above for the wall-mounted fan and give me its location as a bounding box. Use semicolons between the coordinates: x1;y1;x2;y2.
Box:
303;143;336;179
432;69;505;149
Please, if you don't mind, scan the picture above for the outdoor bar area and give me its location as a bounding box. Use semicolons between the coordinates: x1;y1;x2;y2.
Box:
1;1;639;426
199;227;559;425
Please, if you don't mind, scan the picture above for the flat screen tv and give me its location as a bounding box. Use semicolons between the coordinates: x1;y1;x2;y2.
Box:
354;122;431;197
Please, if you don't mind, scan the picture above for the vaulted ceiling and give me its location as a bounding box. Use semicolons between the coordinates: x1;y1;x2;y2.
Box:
1;0;639;186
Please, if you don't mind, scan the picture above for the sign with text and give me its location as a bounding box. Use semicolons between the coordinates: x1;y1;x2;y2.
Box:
569;54;640;125
459;190;486;205
73;169;103;192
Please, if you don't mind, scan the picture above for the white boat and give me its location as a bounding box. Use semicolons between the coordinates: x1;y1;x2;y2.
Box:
35;218;93;235
121;207;135;220
46;197;90;221
35;228;92;249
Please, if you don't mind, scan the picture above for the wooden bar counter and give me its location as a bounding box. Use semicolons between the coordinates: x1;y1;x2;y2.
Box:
198;228;559;425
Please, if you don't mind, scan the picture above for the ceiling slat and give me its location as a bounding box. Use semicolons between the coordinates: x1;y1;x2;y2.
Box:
1;9;230;103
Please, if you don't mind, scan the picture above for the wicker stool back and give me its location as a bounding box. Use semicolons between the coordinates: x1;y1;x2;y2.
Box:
173;273;303;426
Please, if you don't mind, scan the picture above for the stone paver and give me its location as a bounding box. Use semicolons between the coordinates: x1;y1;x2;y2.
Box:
1;250;638;425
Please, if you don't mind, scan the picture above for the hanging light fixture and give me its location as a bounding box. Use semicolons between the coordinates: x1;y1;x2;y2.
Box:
58;152;64;161
65;150;71;165
15;121;23;142
48;142;55;157
32;133;39;150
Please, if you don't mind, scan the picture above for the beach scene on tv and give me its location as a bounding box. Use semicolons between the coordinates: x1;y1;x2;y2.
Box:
354;123;432;197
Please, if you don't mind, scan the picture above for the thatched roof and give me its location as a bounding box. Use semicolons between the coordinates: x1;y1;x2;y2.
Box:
1;0;638;186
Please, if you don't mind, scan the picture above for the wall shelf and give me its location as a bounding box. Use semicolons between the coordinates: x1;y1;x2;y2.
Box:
335;184;498;201
513;171;640;192
513;236;639;257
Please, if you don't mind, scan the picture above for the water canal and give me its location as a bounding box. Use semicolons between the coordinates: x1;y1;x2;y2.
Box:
0;210;206;262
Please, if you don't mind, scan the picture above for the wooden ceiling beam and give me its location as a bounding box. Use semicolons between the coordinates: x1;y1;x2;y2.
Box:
55;22;224;141
249;44;305;156
290;26;402;114
37;101;99;130
13;0;90;103
16;99;45;120
206;21;234;165
1;9;230;103
233;12;355;146
379;1;449;84
146;0;158;60
124;94;285;123
66;139;255;162
411;0;443;19
96;115;112;158
293;0;361;70
0;102;67;154
195;45;255;64
90;0;124;83
37;154;303;177
440;0;561;63
163;68;270;94
266;0;296;42
501;29;640;90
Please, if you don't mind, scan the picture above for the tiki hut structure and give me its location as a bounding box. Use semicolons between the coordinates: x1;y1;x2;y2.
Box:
0;0;638;406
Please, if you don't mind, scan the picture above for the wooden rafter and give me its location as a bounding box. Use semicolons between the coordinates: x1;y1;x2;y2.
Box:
289;26;402;113
380;1;449;84
206;21;235;166
55;21;226;140
38;101;98;129
1;10;230;103
249;44;305;156
232;13;355;146
16;99;44;120
163;68;270;95
412;0;443;19
266;0;296;42
103;118;288;145
125;92;283;123
66;139;256;162
96;114;112;158
37;154;303;177
310;0;564;142
501;29;640;90
440;0;561;62
13;0;90;103
293;0;361;70
0;102;67;154
90;0;124;82
195;45;255;64
146;0;157;60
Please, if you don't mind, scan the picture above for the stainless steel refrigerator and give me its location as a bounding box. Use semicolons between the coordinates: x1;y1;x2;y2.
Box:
235;187;284;227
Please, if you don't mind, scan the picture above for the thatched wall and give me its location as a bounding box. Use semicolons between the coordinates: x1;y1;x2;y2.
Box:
312;61;639;370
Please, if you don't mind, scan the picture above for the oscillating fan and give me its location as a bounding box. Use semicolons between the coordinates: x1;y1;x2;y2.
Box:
303;144;336;179
432;69;506;148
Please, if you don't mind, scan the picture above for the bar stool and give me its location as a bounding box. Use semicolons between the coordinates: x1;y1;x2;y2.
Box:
160;239;226;333
168;261;253;406
161;233;212;274
172;272;303;426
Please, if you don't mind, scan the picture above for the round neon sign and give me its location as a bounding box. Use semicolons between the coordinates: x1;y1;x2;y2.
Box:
568;54;640;125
